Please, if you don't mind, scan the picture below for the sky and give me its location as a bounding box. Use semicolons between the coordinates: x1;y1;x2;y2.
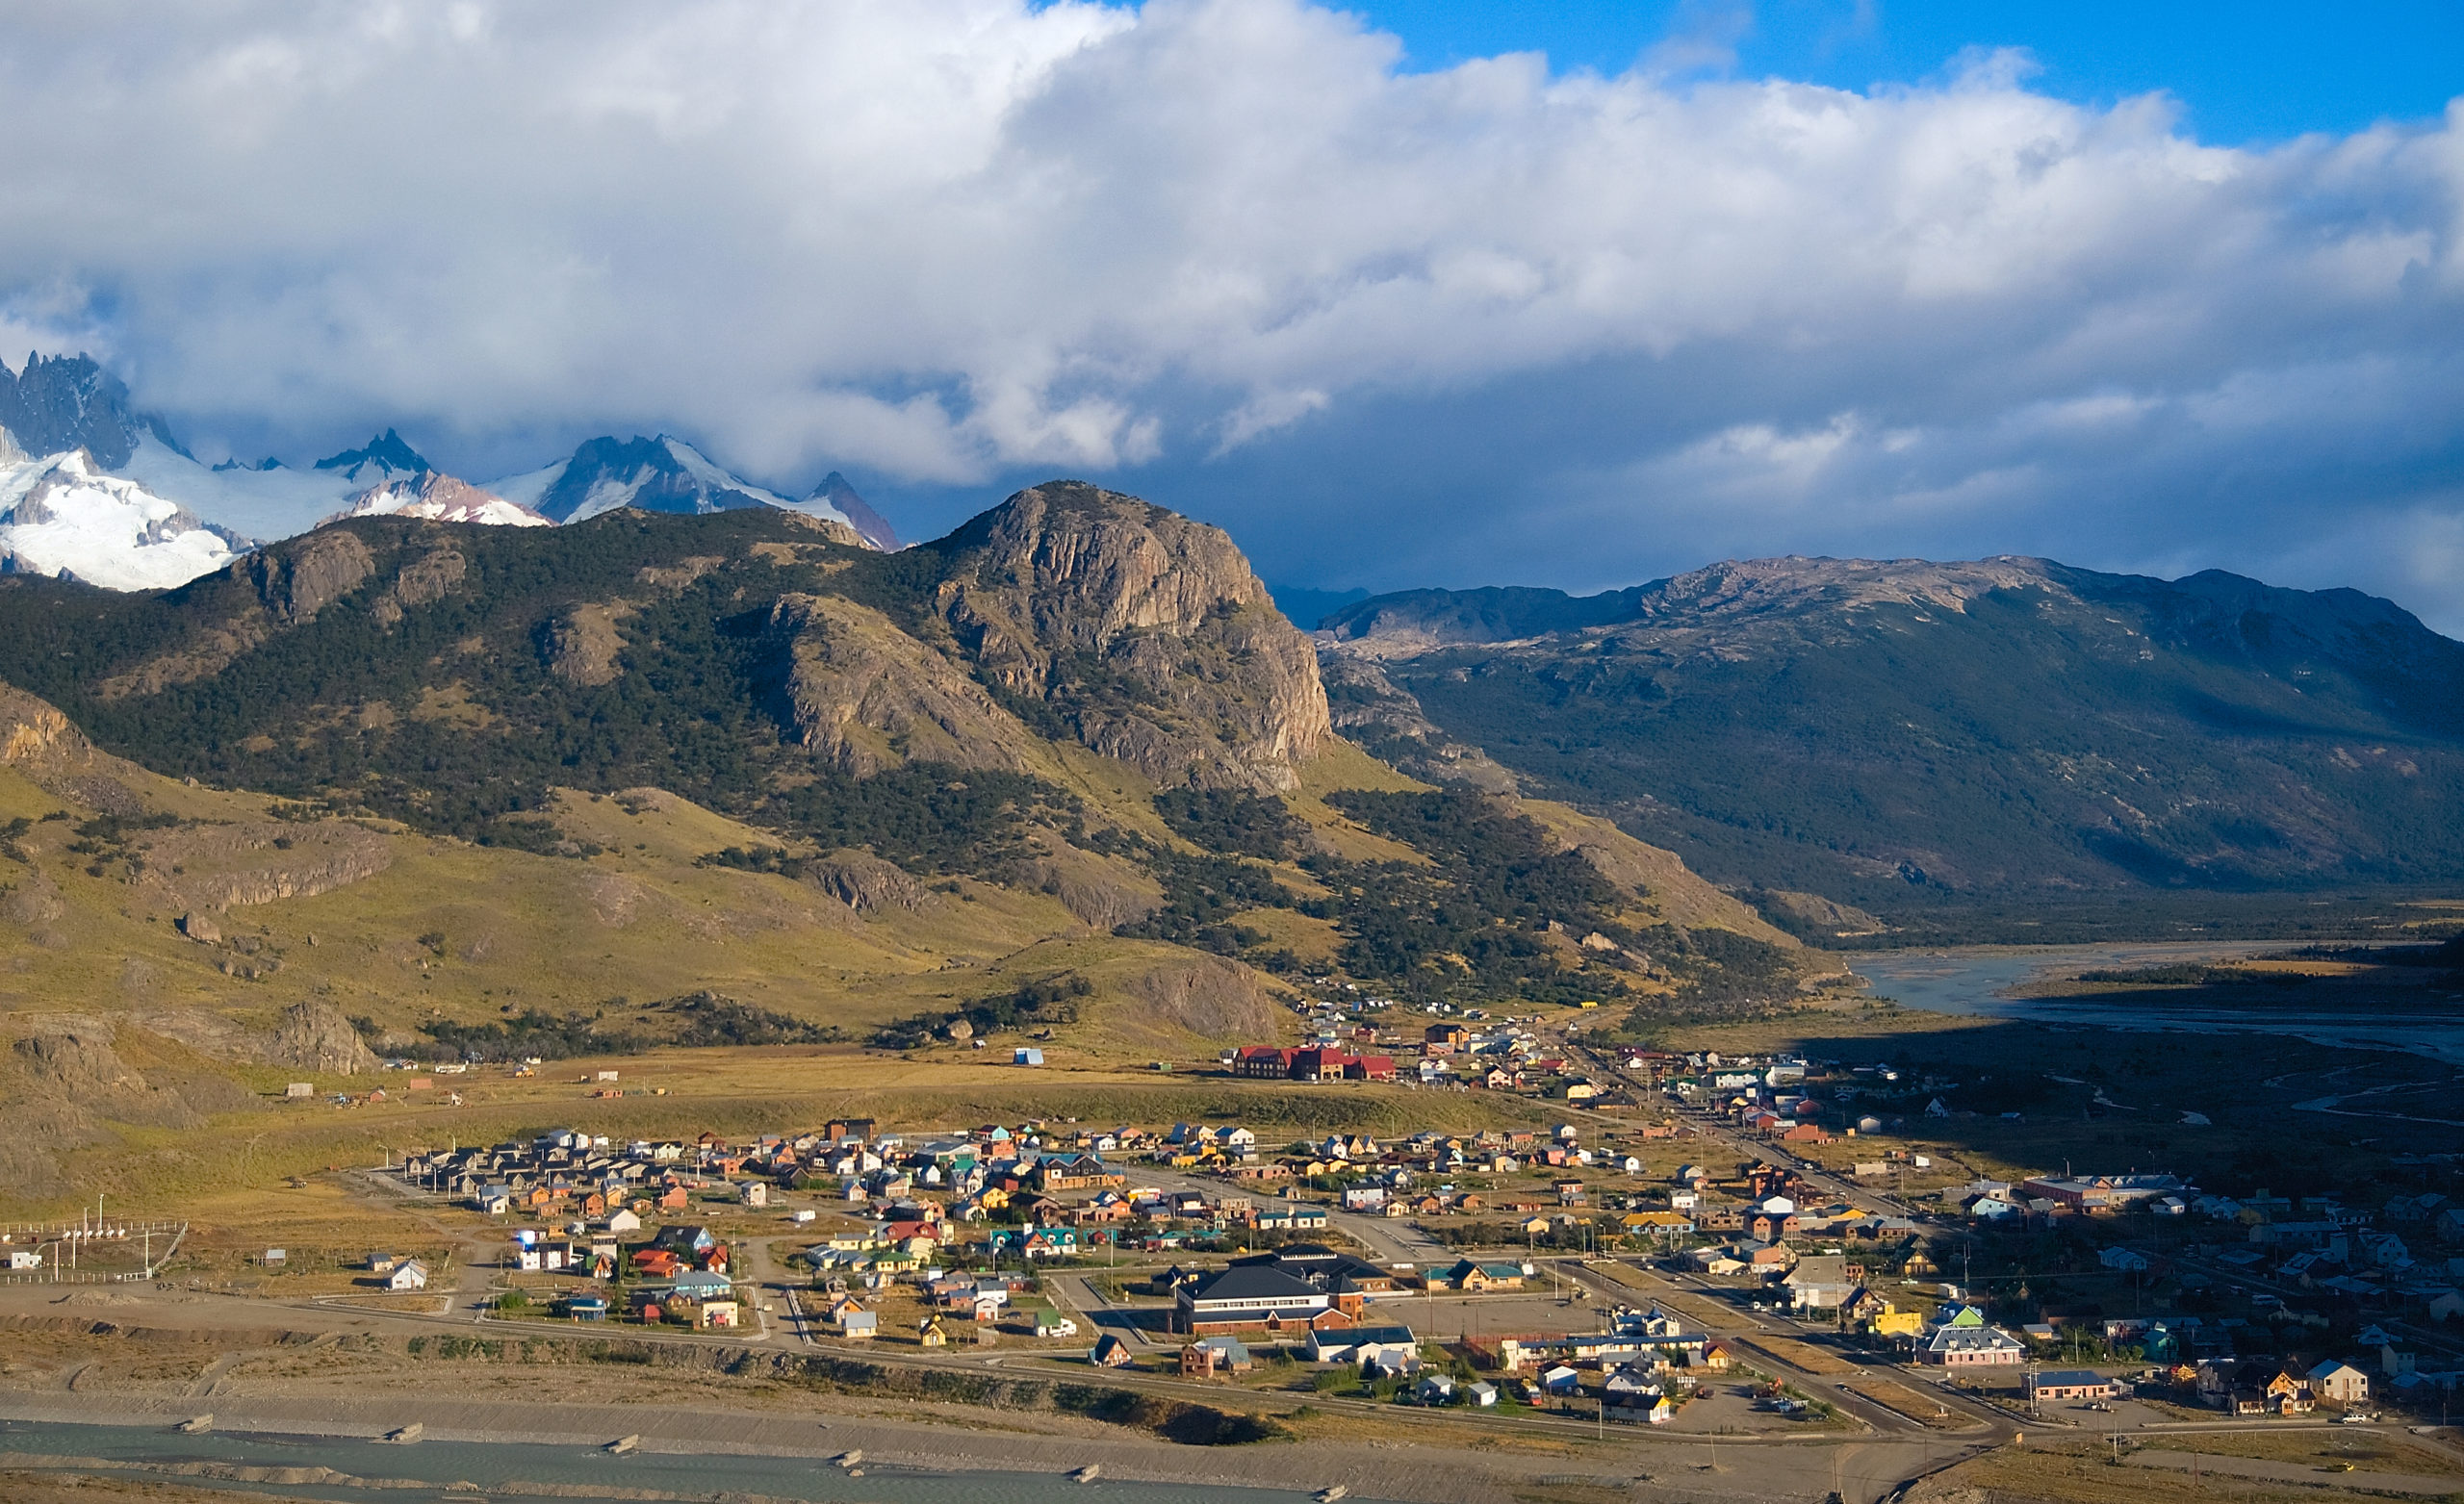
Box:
1;1;2461;628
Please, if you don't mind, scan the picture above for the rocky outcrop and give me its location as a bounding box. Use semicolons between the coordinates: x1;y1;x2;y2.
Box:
0;681;83;766
368;543;468;625
1030;846;1165;929
270;999;377;1075
0;678;142;811
250;528;375;623
141;821;394;911
11;1025;150;1096
805;850;927;912
0;1018;243;1196
933;481;1331;791
765;593;1036;775
1125;954;1279;1039
546;600;634;685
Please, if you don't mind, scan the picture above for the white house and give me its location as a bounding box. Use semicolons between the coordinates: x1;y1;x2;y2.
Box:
2308;1360;2370;1406
386;1260;429;1291
2098;1246;2150;1272
606;1208;642;1234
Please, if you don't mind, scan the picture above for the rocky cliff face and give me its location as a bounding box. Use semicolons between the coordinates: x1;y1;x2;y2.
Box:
140;820;394;912
933;482;1331;791
270;999;377;1074
0;677;142;813
764;592;1039;775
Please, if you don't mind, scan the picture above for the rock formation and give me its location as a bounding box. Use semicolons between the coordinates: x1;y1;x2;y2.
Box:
270;999;377;1075
933;481;1331;791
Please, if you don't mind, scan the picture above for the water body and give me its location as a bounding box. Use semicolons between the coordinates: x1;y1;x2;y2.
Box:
0;1416;1335;1504
1851;941;2464;1065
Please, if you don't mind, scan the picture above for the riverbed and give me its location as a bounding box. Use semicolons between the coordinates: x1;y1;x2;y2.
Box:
1851;941;2464;1064
0;1415;1341;1504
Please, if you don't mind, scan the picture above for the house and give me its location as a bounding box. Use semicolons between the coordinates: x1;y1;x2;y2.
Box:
696;1300;741;1331
1921;1314;2026;1367
2099;1246;2150;1273
1782;1255;1856;1312
1415;1374;1457;1405
2308;1360;2370;1406
2263;1369;2316;1415
1307;1323;1418;1365
1441;1259;1527;1291
1468;1380;1499;1407
2027;1369;2120;1403
1538;1364;1582;1394
919;1317;950;1347
1090;1333;1135;1367
1180;1336;1255;1376
385;1260;429;1291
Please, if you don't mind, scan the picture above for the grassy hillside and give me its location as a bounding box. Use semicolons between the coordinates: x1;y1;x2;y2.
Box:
0;486;1817;1209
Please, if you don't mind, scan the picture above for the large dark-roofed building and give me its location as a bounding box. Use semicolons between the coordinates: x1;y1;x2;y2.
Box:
1173;1262;1335;1334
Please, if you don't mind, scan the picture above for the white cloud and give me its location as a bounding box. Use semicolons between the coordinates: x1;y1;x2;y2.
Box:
0;0;2458;625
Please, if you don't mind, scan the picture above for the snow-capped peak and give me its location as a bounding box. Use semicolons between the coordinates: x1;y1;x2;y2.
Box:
314;428;432;483
326;472;550;528
488;434;876;545
0;447;244;591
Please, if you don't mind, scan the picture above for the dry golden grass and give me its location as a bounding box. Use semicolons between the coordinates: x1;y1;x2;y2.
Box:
1732;1333;1859;1378
1845;1377;1971;1429
2135;1429;2464;1478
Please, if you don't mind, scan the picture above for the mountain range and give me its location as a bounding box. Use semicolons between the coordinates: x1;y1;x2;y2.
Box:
0;353;899;590
0;482;1809;1134
1318;557;2464;935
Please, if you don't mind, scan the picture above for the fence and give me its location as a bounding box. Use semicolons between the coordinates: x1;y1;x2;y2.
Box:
0;1219;188;1282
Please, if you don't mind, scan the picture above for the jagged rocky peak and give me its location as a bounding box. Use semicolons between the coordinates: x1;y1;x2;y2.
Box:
526;434;774;523
313;428;431;481
807;471;900;551
933;479;1332;791
0;350;184;471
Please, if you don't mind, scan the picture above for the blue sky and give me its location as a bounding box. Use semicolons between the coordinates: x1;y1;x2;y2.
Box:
1362;1;2464;143
2;1;2462;629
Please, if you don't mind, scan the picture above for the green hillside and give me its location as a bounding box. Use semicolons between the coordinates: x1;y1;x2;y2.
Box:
0;485;1809;1082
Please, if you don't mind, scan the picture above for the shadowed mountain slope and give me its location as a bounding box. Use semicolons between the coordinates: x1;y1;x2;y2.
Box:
1322;556;2464;924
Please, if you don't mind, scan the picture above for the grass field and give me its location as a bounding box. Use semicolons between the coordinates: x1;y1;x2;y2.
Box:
4;1043;1551;1219
1843;1377;1971;1429
1731;1333;1857;1378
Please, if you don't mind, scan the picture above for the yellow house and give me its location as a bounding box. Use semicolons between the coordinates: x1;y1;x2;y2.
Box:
1623;1211;1694;1233
979;1187;1012;1211
1871;1306;1924;1338
919;1317;949;1347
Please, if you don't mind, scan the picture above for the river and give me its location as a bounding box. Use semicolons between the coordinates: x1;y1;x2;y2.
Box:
1850;940;2464;1064
0;1415;1341;1504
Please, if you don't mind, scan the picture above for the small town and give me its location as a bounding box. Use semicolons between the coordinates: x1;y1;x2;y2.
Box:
124;1033;2434;1450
